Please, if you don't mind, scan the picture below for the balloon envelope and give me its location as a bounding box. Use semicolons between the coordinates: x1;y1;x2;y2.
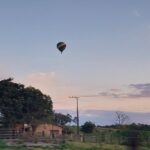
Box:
57;42;66;53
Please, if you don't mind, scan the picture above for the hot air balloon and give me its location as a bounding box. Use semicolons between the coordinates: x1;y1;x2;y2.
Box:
57;42;66;54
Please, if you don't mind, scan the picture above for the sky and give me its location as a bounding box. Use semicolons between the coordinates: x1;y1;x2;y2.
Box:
0;0;150;125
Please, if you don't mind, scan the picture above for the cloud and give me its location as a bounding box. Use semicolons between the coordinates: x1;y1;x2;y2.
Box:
80;94;100;98
110;88;121;92
17;72;82;110
76;89;122;98
130;83;150;90
129;83;150;98
28;72;56;84
22;72;57;94
99;83;150;99
99;92;121;98
17;74;150;112
98;88;127;98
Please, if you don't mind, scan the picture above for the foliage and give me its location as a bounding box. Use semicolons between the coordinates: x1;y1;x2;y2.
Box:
129;123;150;131
72;117;77;124
22;86;53;125
53;113;72;126
0;78;53;127
81;121;95;133
0;78;25;126
0;140;149;150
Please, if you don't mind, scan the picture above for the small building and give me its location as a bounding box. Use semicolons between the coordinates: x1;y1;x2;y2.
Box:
35;124;62;137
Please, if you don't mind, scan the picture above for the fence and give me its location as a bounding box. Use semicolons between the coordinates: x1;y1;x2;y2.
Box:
0;128;150;146
0;128;19;139
63;131;150;146
0;128;64;144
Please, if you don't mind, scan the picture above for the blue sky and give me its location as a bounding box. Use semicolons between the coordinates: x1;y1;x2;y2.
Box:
0;0;150;125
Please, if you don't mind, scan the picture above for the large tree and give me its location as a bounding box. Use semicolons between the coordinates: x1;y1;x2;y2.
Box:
0;78;53;128
0;78;25;126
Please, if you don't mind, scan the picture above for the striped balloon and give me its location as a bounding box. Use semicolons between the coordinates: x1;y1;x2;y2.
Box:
57;42;66;54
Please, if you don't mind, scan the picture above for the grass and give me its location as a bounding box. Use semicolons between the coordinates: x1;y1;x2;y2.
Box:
60;142;127;150
0;140;150;150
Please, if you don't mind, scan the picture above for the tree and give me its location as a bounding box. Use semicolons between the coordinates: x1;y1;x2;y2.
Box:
81;121;95;133
72;116;77;124
0;78;25;127
0;78;53;129
115;111;129;126
53;113;72;126
22;87;53;132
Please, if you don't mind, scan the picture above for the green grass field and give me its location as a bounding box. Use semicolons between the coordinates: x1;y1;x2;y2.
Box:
0;140;150;150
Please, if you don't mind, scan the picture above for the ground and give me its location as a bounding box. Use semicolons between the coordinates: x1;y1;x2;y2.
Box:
0;140;150;150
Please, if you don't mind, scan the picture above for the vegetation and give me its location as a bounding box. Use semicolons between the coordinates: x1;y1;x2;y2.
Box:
0;78;150;150
0;78;53;128
115;111;129;126
0;140;149;150
53;113;72;126
81;121;96;133
97;123;150;131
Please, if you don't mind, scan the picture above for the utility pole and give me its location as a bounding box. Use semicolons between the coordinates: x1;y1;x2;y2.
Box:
69;96;80;135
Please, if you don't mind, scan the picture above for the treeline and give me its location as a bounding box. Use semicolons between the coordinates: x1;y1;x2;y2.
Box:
98;123;150;131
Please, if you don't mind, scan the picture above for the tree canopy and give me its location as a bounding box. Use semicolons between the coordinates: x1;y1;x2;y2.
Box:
53;113;72;126
81;121;96;133
0;78;53;127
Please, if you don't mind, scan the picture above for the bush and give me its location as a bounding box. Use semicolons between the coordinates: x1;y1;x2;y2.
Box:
81;121;95;134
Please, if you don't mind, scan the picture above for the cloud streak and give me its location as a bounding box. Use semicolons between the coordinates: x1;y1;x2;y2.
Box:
99;83;150;99
129;83;150;98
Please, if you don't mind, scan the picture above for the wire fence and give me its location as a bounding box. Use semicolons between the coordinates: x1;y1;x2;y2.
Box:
63;132;150;146
0;128;150;146
0;128;64;144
